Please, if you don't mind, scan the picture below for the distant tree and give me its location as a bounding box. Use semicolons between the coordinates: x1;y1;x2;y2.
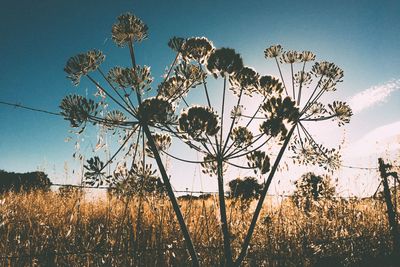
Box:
198;193;213;200
228;177;262;200
0;170;51;193
178;194;199;201
292;172;336;212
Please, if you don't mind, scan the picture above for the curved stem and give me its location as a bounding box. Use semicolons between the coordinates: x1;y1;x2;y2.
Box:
225;133;265;159
160;150;207;164
220;77;227;153
225;160;256;170
97;68;136;116
87;75;133;116
297;61;306;105
291;63;295;100
130;126;142;170
227;135;272;160
300;114;336;122
300;76;324;115
98;130;135;173
274;57;288;96
224;96;267;156
199;62;212;107
222;86;243;155
234;124;296;266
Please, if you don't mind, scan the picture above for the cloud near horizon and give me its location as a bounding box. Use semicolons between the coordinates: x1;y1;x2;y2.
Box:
348;79;400;114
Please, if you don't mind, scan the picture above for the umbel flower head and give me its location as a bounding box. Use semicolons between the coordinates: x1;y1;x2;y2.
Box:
294;71;312;86
207;48;244;78
201;154;218;176
258;75;284;96
181;37;214;63
158;76;186;99
84;156;112;186
229;66;260;96
246;150;270;174
327;101;353;126
112;13;148;47
280;51;302;64
105;110;127;128
158;62;205;100
311;61;344;82
260;96;299;139
108;66;153;92
174;62;206;88
179;106;220;141
231;126;253;147
64;50;105;85
301;51;316;62
146;133;172;157
138;97;176;124
168;36;186;53
290;138;342;172
60;94;99;128
264;44;283;58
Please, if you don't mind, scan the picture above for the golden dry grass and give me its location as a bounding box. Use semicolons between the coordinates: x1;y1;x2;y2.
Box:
0;190;395;266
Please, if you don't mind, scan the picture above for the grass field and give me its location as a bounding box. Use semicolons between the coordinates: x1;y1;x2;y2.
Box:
0;190;397;266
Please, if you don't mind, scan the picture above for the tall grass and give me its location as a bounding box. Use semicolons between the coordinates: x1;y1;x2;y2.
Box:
0;190;395;266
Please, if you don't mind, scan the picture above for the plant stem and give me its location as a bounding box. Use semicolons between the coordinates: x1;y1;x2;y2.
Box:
199;62;212;108
220;77;227;153
143;124;200;266
297;62;306;105
291;63;295;100
217;158;233;266
275;57;288;96
128;40;199;266
222;86;243;155
234;124;296;266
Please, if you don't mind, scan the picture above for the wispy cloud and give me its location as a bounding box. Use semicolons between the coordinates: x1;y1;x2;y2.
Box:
348;79;400;114
343;120;400;158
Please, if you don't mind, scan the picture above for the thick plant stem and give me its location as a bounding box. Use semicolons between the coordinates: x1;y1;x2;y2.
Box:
129;42;199;265
217;158;234;266
234;125;296;266
142;124;200;266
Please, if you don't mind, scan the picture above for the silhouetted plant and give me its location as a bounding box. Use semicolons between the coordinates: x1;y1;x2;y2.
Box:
292;172;336;212
60;12;352;266
108;162;165;198
228;177;262;200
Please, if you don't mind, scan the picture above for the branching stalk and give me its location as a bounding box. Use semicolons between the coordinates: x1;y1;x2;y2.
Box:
234;124;296;266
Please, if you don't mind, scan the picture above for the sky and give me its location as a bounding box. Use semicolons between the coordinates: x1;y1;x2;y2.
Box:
1;0;400;196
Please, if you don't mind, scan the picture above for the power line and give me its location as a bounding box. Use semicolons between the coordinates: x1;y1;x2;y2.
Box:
0;100;61;117
340;164;378;170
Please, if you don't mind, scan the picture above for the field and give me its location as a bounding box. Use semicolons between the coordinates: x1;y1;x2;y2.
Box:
0;190;396;266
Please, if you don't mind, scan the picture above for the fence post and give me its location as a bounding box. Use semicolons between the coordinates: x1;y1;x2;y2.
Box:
378;158;400;258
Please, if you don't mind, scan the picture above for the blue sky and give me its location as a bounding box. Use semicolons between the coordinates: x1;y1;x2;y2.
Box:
1;0;399;194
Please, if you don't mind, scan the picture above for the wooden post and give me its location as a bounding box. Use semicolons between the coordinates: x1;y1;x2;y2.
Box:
378;158;400;258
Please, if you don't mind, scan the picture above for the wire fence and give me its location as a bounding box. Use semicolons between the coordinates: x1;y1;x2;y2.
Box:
49;182;370;200
1;99;397;171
